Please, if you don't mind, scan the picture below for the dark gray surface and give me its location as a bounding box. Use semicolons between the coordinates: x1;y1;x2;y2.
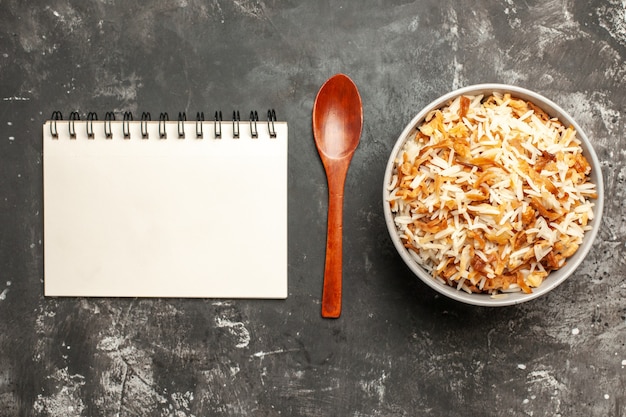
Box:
1;1;625;416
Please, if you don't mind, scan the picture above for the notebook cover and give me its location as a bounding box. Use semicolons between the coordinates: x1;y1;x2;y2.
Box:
43;118;288;298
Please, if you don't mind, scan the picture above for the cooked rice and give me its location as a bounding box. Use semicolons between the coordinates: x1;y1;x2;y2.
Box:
387;92;597;295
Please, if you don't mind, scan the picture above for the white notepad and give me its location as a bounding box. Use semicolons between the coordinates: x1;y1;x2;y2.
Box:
43;113;288;298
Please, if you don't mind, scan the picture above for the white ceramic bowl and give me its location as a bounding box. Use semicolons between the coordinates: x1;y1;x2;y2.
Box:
382;84;604;306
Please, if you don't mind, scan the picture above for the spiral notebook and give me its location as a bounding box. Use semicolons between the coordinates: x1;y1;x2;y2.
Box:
43;111;288;298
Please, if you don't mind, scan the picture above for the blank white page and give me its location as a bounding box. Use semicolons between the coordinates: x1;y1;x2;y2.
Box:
43;117;287;298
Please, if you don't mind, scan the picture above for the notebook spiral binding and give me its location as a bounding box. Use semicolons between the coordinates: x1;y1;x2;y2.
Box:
49;109;279;140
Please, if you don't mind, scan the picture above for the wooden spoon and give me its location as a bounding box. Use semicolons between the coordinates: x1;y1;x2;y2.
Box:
312;73;363;318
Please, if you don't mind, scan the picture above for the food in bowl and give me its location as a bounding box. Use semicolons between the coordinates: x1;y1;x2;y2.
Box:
386;91;598;296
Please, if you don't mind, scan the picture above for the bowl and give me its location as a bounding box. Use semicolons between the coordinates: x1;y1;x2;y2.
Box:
382;84;604;306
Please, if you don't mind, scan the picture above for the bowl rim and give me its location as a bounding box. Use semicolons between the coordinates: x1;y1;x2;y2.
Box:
382;83;605;307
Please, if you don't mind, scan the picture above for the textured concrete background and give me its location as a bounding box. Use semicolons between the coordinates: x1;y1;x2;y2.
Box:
1;1;625;416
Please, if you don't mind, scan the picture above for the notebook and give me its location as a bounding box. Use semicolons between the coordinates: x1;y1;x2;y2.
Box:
43;110;288;298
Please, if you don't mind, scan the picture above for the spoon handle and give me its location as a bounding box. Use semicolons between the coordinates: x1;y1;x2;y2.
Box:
321;161;350;318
